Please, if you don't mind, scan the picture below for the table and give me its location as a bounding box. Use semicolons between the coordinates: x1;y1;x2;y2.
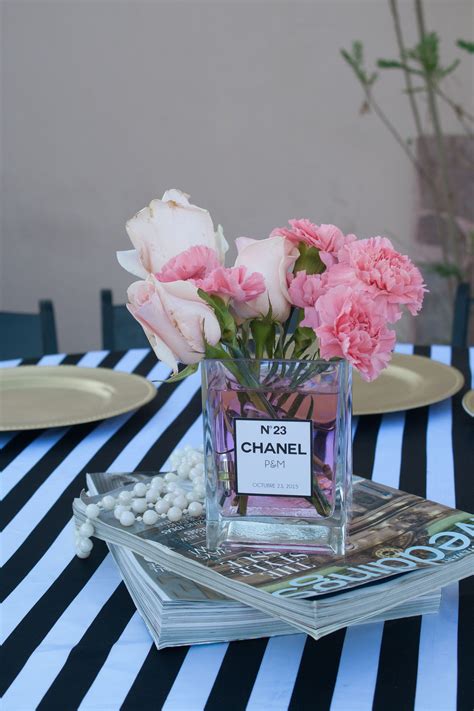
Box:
1;346;473;711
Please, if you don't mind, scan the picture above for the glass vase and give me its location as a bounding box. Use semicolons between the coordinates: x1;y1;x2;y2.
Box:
202;358;352;554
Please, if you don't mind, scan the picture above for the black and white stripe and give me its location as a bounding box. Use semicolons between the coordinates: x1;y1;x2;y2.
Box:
1;346;473;711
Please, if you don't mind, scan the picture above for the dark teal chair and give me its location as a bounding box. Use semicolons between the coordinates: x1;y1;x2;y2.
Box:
0;300;58;360
452;283;473;347
101;290;149;351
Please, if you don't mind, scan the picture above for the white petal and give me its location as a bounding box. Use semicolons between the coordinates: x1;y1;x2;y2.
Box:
116;249;149;278
215;224;229;262
162;188;191;207
146;331;179;373
235;236;257;254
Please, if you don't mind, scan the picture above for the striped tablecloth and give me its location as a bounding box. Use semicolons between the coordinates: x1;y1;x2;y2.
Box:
1;346;473;711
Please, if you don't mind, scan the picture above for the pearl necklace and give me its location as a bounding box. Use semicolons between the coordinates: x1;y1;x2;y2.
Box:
74;445;205;558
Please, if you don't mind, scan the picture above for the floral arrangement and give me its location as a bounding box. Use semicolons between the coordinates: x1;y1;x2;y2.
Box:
117;189;426;382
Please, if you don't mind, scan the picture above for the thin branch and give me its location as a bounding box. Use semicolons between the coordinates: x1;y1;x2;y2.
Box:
435;86;474;123
362;84;441;194
389;0;425;136
389;0;449;268
414;0;463;276
434;87;474;140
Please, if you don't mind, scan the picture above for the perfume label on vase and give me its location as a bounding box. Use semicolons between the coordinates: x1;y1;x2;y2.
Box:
234;418;312;497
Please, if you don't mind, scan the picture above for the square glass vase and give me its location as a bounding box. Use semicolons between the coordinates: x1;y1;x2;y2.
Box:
202;358;352;554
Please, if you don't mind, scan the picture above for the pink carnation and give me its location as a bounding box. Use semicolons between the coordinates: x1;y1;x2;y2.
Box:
329;236;426;322
307;285;396;381
271;219;356;268
288;270;328;308
155;245;221;283
196;266;266;303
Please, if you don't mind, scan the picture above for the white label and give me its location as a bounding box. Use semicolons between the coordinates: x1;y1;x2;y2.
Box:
234;418;312;497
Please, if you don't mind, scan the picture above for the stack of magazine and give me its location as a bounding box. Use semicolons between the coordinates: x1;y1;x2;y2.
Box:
74;472;474;649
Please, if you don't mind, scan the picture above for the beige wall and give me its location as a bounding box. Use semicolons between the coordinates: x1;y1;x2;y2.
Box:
1;0;473;352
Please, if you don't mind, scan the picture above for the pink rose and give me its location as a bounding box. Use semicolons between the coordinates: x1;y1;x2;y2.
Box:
232;235;298;322
127;276;221;373
196;265;266;303
306;285;396;381
329;236;426;322
271;219;356;268
117;189;228;278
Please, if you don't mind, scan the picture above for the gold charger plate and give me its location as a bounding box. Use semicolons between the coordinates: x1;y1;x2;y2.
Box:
462;390;474;417
353;353;464;416
0;365;157;430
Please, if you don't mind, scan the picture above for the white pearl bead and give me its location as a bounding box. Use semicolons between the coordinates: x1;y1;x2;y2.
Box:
143;509;159;525
194;462;204;474
173;495;188;510
77;537;94;554
188;501;203;517
114;505;129;519
177;463;189;477
193;486;205;499
163;493;175;503
120;510;136;526
132;498;148;514
133;483;147;497
165;482;177;492
167;506;182;522
101;495;116;510
151;476;165;488
165;472;178;482
155;499;170;514
118;490;133;503
76;547;91;559
85;504;100;519
146;490;159;503
79;521;94;538
186;491;199;503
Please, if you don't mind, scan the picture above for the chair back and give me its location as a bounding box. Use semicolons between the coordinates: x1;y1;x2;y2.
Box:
0;300;58;360
101;290;149;351
452;282;472;347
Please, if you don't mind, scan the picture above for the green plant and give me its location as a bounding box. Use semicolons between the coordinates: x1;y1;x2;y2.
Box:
341;0;474;293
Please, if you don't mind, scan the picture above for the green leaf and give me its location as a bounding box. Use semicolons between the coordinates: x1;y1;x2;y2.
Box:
250;317;276;359
155;363;199;384
377;58;405;69
204;342;231;360
407;32;440;75
293;325;316;358
294;243;325;275
340;43;375;87
197;289;236;342
353;41;363;64
457;39;474;53
437;58;460;78
377;58;422;75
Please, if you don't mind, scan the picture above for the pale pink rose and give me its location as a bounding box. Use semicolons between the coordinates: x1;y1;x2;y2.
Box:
271;219;356;268
308;285;396;381
330;236;426;322
117;189;228;278
127;276;221;373
232;235;298;322
196;266;266;303
288;270;328;308
155;245;221;282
